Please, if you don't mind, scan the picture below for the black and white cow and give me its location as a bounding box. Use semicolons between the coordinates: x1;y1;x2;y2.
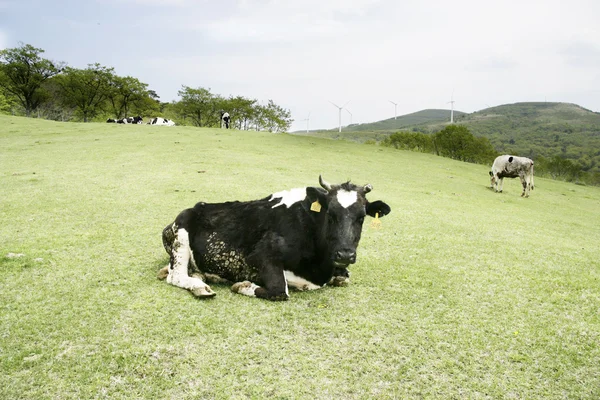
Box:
489;155;535;197
149;117;175;126
107;116;143;124
221;111;230;129
158;176;391;300
128;116;143;124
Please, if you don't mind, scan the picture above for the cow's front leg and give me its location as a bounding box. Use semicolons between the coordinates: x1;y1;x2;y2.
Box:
497;177;504;193
285;270;323;290
328;266;351;287
165;227;215;298
231;264;289;301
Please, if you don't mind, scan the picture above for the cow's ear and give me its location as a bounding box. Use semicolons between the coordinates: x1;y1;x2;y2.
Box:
489;171;493;177
306;187;328;205
366;200;391;218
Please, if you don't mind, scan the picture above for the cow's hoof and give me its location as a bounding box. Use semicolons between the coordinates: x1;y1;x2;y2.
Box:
157;266;169;280
329;276;350;287
231;281;252;293
191;285;216;298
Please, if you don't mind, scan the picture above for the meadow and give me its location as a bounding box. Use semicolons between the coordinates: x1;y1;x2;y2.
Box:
1;115;599;399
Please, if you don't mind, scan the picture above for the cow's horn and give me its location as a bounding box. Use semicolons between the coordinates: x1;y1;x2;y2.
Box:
363;183;373;193
319;175;332;191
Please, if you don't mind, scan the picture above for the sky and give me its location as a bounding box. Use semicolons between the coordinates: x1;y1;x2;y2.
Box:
1;0;599;131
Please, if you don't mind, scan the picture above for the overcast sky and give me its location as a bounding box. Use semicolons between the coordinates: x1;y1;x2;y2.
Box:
1;0;599;131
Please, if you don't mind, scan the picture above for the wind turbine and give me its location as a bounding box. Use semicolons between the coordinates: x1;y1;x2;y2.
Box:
330;100;350;132
301;112;311;133
448;92;455;124
389;100;398;120
344;107;353;125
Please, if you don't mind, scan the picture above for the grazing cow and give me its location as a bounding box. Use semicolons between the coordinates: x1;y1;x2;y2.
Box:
149;117;175;126
106;118;117;123
221;111;230;129
158;176;391;300
489;155;535;197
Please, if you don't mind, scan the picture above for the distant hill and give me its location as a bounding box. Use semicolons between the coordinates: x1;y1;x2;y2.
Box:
294;109;464;136
427;102;600;172
296;102;600;173
293;109;465;143
341;109;467;133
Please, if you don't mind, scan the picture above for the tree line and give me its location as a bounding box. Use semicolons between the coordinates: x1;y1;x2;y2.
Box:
381;125;600;186
0;43;292;132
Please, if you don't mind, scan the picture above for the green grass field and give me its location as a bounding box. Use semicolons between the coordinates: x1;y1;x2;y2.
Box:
1;115;599;399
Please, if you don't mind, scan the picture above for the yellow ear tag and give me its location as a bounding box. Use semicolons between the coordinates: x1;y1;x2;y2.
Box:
371;212;382;229
310;200;322;212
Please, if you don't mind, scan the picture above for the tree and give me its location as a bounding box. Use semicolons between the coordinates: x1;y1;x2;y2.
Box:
0;91;16;114
176;86;219;127
0;43;65;116
55;63;114;122
35;78;74;121
259;100;293;133
382;131;433;153
106;75;155;118
224;95;257;130
537;155;582;181
433;125;474;161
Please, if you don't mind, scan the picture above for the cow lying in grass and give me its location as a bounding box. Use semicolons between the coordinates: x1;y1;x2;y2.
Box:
158;176;391;300
106;116;143;124
489;155;535;197
148;117;175;126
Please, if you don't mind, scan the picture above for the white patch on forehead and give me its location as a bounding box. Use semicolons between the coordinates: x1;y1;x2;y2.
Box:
336;190;358;208
270;187;306;208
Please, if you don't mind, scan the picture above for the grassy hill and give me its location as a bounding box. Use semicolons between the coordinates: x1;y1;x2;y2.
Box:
298;102;600;173
1;115;600;399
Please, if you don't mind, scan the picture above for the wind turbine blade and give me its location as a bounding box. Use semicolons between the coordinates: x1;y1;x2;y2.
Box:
329;101;341;108
342;100;350;108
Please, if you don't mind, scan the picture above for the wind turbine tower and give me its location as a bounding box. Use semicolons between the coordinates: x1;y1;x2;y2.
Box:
389;100;398;120
301;112;311;133
330;101;350;133
448;90;454;124
448;93;455;124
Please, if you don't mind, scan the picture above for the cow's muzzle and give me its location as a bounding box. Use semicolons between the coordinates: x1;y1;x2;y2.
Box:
335;250;356;265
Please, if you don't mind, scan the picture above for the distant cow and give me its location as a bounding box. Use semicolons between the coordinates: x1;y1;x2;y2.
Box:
128;116;143;124
489;155;534;197
107;116;143;124
158;176;391;300
221;112;230;129
149;117;175;126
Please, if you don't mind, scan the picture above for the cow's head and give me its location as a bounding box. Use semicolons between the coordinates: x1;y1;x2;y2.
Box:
306;176;391;266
